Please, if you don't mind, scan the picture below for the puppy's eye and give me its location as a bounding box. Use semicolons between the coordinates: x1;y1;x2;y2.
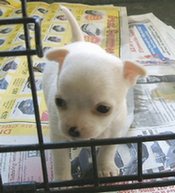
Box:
96;104;111;114
55;97;67;108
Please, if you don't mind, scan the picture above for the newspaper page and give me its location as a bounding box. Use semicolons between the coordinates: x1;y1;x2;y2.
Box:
127;13;175;128
119;13;175;193
1;1;175;192
128;13;175;65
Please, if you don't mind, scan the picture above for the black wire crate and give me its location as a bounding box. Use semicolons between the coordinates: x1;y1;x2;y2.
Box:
0;1;175;193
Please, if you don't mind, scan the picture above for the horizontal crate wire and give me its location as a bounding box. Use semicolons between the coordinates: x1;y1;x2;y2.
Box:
0;0;175;193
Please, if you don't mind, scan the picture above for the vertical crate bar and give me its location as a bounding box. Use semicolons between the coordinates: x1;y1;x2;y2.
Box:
91;142;99;186
20;0;49;190
137;142;143;182
0;175;3;193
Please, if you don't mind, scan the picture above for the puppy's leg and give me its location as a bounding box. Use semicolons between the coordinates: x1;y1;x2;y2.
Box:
52;148;72;181
97;145;119;177
46;104;72;181
51;134;72;181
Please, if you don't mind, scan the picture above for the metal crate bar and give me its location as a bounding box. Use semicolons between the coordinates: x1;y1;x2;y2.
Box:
1;134;175;191
90;143;99;186
0;17;43;57
20;0;49;191
137;142;143;182
1;132;175;152
3;178;175;193
0;0;175;192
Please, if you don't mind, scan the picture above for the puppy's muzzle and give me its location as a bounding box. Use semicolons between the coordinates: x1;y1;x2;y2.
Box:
68;127;80;137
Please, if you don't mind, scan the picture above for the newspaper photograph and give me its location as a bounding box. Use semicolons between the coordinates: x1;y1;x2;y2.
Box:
132;74;175;127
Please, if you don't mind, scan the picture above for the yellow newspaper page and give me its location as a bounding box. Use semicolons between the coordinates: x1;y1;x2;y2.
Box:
0;2;123;139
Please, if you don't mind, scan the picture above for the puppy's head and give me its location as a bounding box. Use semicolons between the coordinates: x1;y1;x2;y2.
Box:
46;45;146;140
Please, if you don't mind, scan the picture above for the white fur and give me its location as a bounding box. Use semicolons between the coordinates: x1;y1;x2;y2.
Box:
42;6;146;180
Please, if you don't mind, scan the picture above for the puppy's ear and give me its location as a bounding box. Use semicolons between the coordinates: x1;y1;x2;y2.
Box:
46;48;69;67
123;61;146;85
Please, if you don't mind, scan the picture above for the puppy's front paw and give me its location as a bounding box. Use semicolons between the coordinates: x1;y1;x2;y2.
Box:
54;171;72;181
53;173;72;190
98;161;119;177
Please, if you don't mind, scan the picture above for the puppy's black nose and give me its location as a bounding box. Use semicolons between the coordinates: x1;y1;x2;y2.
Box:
68;127;80;137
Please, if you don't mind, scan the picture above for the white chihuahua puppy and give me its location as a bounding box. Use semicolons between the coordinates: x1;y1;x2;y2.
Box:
43;6;146;181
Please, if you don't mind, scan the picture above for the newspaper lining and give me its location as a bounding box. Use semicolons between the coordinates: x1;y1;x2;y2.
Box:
1;1;175;193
